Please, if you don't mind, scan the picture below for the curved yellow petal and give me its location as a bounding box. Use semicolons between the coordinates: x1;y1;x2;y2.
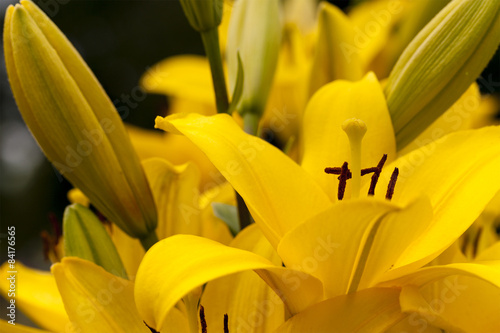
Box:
380;262;500;289
126;124;220;192
134;234;323;331
358;196;434;289
0;262;70;332
278;198;429;298
372;127;500;278
308;2;362;96
201;224;285;332
0;320;52;333
51;257;150;333
348;0;406;73
301;72;396;202
155;113;331;247
275;288;404;333
143;158;202;239
141;55;215;105
108;225;145;279
399;273;500;332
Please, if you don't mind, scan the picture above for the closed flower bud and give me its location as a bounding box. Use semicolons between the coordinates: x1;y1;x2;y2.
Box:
63;204;128;279
385;0;500;149
4;1;157;243
179;0;224;32
227;0;282;117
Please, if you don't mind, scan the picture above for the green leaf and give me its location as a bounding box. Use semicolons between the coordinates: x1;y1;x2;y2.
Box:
63;204;128;279
228;52;245;115
211;202;240;236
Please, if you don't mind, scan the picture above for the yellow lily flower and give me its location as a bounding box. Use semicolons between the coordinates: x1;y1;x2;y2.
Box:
4;1;157;245
134;70;500;331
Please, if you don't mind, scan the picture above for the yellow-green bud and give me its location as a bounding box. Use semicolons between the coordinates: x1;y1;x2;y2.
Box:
4;1;157;241
179;0;223;32
385;0;500;149
227;0;282;117
63;204;128;279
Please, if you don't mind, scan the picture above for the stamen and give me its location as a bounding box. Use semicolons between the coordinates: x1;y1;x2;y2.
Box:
342;118;367;199
367;154;388;196
337;162;350;200
385;168;399;200
224;314;229;333
199;305;207;333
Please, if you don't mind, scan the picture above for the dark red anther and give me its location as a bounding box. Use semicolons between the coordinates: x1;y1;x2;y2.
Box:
200;305;207;333
143;321;159;333
366;154;388;196
338;162;350;200
224;314;229;333
386;167;399;200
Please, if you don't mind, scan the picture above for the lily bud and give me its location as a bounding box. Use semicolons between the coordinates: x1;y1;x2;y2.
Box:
227;0;282;117
4;1;157;242
63;204;128;279
385;0;500;149
179;0;224;32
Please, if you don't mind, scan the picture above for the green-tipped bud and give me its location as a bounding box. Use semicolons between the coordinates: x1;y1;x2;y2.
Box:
63;204;128;279
4;1;158;242
385;0;500;149
179;0;223;32
227;0;282;117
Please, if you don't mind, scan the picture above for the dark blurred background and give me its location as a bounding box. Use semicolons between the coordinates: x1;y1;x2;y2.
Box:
0;0;499;326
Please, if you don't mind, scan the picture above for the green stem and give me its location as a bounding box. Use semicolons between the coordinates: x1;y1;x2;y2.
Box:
139;231;159;252
201;28;229;114
243;112;260;135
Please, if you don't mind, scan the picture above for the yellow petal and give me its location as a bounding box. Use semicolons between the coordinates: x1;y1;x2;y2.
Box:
141;55;215;105
67;188;89;207
155;113;331;247
380;262;500;289
143;158;202;239
399;273;500;332
348;0;405;73
108;225;145;279
357;196;434;289
126;124;220;192
0;320;52;333
301;72;396;202
275;288;404;332
7;2;156;239
51;257;150;333
134;234;323;331
0;262;70;332
308;2;363;96
201;224;285;332
372;127;500;277
280;193;467;296
278;198;427;298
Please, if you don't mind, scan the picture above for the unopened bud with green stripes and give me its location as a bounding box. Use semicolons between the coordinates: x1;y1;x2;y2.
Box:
385;0;500;149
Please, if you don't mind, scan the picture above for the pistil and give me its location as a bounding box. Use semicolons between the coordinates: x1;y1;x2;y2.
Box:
342;118;367;199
